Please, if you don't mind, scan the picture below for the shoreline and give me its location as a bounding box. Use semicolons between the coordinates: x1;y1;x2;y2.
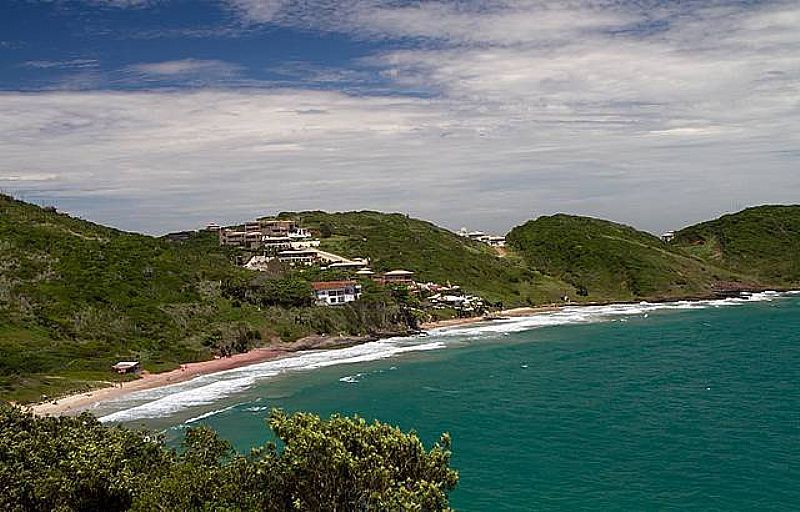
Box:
29;290;792;417
31;307;561;417
29;333;388;417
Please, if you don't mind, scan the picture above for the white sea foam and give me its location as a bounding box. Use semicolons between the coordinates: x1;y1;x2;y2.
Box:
184;404;238;424
98;338;446;423
97;291;793;423
426;292;786;340
243;405;272;413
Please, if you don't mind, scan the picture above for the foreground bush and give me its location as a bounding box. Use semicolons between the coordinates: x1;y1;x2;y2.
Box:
0;404;458;511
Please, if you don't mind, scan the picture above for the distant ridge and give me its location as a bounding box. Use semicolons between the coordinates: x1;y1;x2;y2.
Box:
506;214;749;301
1;194;799;401
674;205;800;286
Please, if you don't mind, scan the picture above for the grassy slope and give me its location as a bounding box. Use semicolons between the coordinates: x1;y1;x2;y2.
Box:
0;198;411;402
674;205;800;286
5;199;797;402
283;211;574;306
0;195;277;400
506;214;749;301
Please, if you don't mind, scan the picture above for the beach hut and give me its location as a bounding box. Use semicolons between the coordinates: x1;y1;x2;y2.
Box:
112;361;141;375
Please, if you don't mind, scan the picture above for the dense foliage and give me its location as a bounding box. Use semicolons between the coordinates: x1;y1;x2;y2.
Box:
283;211;572;306
506;214;745;300
0;196;415;402
0;403;458;511
674;205;800;285
3;195;798;402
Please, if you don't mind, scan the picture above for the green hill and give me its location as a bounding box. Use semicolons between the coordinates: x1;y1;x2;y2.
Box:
4;197;798;403
282;211;573;306
0;197;412;402
674;205;800;286
506;214;747;301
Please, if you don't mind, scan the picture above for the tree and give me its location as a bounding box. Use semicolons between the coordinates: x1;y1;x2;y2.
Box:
266;410;458;511
0;404;458;511
319;222;333;238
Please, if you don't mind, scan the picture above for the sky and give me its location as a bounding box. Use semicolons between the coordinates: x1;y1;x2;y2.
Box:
0;0;798;235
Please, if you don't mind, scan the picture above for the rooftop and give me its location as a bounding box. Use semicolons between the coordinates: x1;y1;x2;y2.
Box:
385;269;415;276
311;280;359;291
112;361;140;368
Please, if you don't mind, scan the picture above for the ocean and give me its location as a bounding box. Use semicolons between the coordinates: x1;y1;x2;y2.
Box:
96;292;800;511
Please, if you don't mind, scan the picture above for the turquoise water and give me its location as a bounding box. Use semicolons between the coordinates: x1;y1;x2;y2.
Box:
128;296;799;510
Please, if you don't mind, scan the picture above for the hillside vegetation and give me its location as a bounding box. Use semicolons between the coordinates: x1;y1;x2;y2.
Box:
506;214;748;301
674;205;800;286
0;404;458;511
284;211;574;305
0;196;413;402
2;196;798;402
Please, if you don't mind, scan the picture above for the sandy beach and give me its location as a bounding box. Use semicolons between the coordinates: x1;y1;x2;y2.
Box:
30;334;385;417
30;347;289;416
31;306;564;417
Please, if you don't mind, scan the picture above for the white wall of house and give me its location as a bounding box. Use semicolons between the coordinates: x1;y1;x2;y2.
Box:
314;288;361;305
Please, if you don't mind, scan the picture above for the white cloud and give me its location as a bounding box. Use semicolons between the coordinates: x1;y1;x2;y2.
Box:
22;59;99;70
4;1;799;234
126;59;243;78
0;173;59;182
226;0;289;24
85;0;156;7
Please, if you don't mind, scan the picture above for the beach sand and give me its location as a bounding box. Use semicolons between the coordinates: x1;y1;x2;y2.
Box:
30;334;383;417
30;347;290;416
31;305;563;417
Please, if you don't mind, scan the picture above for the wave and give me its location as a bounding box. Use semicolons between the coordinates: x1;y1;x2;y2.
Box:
98;291;793;424
98;339;445;423
426;291;788;340
184;404;238;424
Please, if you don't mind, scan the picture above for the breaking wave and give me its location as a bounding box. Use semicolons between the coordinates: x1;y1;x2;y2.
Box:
427;291;788;341
98;291;792;423
98;339;445;423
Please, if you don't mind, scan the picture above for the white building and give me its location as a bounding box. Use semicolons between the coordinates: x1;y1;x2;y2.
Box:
312;281;362;305
458;227;506;247
484;236;506;247
277;249;319;266
290;239;321;250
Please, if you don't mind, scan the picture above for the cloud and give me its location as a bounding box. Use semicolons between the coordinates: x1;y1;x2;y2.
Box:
84;0;157;7
22;59;99;70
225;0;289;24
0;173;59;182
4;0;799;234
126;59;243;79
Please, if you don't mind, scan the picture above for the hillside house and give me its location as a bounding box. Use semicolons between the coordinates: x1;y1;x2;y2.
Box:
288;227;313;240
377;269;416;286
661;231;675;243
458;227;506;247
485;236;506;247
260;219;297;237
312;281;362;305
277;249;319;266
262;236;293;252
290;238;321;250
219;229;246;247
